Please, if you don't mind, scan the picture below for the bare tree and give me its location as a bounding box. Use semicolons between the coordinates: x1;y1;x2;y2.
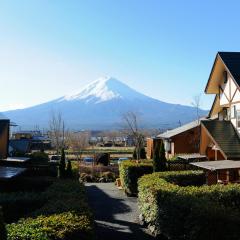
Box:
122;111;145;161
191;94;202;123
49;111;65;154
67;131;90;161
191;94;202;151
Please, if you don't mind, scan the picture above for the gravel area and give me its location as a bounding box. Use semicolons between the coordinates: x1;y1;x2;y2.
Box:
85;182;155;240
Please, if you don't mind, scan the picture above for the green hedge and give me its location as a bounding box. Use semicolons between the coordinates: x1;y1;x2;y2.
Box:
119;160;152;196
0;192;46;223
138;171;240;240
30;152;49;163
7;180;94;240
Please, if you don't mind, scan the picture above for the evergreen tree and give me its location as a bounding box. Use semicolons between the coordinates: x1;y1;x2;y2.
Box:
0;207;7;240
132;148;137;160
66;160;73;178
153;142;161;172
59;148;66;178
159;141;167;171
140;147;146;159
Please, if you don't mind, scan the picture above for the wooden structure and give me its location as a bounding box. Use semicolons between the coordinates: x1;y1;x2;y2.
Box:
200;52;240;160
191;160;240;185
0;119;10;159
156;120;201;158
177;153;207;162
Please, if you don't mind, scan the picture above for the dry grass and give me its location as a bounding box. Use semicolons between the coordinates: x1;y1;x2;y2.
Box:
79;163;119;178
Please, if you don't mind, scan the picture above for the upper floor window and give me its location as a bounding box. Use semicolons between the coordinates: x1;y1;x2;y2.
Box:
237;111;240;128
231;105;236;119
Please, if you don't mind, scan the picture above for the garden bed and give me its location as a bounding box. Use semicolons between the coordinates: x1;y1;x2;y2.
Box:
79;163;119;183
138;170;240;240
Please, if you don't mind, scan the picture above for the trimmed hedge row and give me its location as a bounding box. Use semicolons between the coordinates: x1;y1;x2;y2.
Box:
0;191;46;223
138;171;240;240
119;160;153;196
7;180;94;240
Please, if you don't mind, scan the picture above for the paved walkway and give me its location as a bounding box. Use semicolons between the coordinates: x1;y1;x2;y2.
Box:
85;183;155;240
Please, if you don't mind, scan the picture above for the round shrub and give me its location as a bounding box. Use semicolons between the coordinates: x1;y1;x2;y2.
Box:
30;152;49;163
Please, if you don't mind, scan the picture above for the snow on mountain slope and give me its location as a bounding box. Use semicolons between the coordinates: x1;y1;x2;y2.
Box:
58;76;147;103
3;77;208;130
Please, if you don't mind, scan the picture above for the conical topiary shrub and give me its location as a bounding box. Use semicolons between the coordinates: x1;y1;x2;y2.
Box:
159;141;167;171
59;148;66;178
153;142;161;172
132;148;137;160
140;147;146;159
66;160;73;178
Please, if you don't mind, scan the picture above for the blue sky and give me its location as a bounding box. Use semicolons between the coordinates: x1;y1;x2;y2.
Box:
0;0;240;111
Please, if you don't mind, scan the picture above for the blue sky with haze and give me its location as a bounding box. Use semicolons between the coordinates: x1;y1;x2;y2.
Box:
0;0;240;111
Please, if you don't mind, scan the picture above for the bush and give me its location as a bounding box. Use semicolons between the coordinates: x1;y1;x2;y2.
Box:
96;153;110;166
133;147;146;160
7;212;93;240
59;148;66;178
138;171;240;240
153;142;161;172
140;147;146;159
71;161;80;179
159;141;167;171
119;160;153;196
0;191;46;223
30;152;49;164
66;160;73;178
100;171;116;182
132;148;137;160
7;180;94;240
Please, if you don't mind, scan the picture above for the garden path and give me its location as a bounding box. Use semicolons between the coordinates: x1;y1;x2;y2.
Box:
85;182;155;240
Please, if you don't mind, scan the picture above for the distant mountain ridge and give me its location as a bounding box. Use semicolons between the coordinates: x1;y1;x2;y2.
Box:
3;76;208;130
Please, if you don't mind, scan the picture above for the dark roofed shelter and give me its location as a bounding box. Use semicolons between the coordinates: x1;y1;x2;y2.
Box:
191;160;240;185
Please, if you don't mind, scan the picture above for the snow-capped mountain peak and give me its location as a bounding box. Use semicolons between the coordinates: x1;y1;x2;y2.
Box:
3;76;208;130
59;76;145;103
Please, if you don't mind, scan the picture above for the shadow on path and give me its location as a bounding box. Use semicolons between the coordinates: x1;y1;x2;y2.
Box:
85;183;156;240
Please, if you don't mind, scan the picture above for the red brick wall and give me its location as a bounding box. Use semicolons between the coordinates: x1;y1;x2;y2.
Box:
146;138;162;159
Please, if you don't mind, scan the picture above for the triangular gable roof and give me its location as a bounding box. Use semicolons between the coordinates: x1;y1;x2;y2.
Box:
157;119;201;139
218;52;240;85
205;52;240;94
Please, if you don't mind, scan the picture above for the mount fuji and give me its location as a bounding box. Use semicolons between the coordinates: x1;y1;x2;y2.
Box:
3;77;208;130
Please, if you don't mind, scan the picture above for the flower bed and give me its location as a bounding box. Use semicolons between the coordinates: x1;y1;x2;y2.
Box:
138;171;240;240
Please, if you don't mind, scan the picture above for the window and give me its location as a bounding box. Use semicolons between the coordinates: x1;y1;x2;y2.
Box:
237;110;240;128
231;105;236;119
